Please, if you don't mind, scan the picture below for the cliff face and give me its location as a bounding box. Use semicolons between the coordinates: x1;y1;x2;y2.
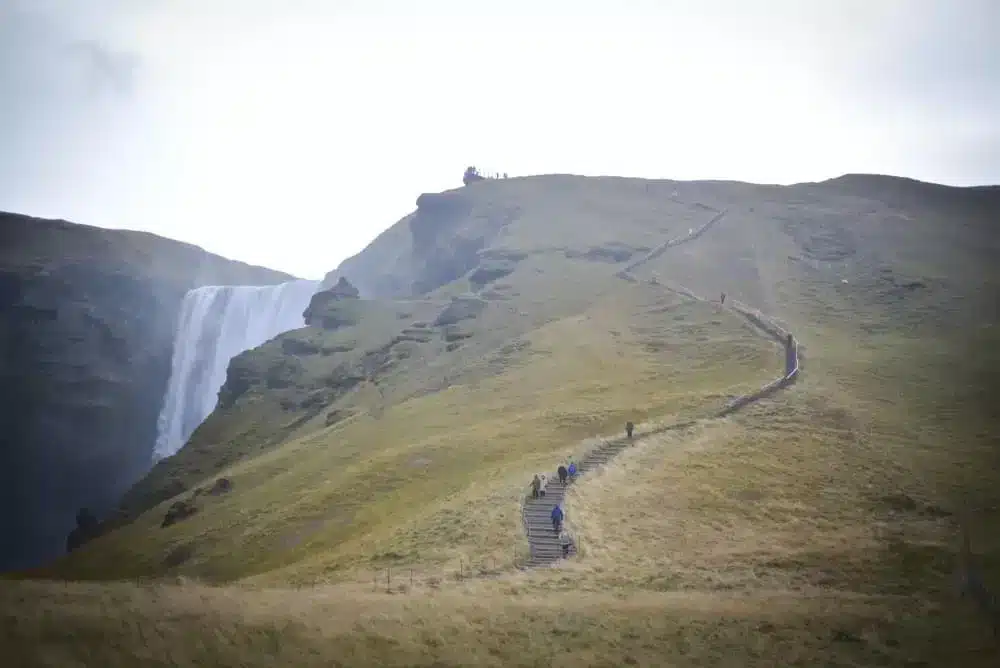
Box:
321;183;521;298
0;212;294;571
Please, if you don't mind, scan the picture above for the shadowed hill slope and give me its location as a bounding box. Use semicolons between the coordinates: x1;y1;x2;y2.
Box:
9;174;1000;666
0;212;294;571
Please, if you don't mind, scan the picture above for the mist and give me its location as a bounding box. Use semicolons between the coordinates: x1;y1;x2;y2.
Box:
1;0;998;278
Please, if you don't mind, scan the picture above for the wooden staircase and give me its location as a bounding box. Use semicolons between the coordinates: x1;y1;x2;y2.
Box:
522;434;634;567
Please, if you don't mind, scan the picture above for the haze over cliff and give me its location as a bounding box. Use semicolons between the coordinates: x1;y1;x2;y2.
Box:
0;212;295;571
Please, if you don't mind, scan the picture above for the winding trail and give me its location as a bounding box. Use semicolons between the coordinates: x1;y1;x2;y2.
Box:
521;205;801;568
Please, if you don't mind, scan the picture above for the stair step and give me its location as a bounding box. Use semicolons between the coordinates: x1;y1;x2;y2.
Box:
529;543;575;551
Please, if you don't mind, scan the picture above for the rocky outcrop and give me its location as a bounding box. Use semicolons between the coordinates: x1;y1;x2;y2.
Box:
65;508;100;553
161;498;198;528
302;277;360;327
207;477;233;496
433;295;487;326
0;212;292;571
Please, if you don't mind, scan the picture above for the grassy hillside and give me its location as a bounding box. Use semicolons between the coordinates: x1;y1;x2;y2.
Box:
3;174;998;666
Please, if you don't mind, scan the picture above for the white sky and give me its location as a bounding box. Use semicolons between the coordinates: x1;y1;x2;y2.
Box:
2;0;998;278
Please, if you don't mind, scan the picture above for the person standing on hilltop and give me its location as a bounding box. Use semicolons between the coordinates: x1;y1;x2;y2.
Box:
626;421;634;440
721;292;726;305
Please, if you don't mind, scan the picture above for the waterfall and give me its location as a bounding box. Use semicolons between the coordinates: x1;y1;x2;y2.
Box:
153;279;320;461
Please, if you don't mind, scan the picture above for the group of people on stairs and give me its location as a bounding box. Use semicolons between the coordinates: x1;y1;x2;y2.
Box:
530;460;578;499
526;421;638;562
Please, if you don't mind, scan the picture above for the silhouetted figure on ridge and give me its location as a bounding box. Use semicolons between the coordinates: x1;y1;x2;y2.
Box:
625;421;634;440
463;166;485;186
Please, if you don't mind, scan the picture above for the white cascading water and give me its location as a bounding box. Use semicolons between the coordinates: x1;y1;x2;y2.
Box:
152;279;320;461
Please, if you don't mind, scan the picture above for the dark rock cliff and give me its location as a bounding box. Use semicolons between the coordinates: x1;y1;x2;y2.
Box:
302;277;361;327
0;212;293;571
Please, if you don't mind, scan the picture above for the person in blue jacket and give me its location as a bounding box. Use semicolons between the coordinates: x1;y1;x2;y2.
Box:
567;461;577;479
551;504;564;533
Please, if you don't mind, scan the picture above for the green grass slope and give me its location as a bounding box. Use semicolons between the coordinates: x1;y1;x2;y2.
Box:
4;174;999;667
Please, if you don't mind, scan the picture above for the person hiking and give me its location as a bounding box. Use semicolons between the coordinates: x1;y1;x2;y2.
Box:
551;504;564;533
557;465;568;484
568;461;577;479
559;528;573;557
625;421;634;440
530;474;541;499
720;292;726;305
538;474;548;498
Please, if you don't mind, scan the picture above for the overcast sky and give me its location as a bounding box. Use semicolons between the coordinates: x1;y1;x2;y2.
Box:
1;0;997;279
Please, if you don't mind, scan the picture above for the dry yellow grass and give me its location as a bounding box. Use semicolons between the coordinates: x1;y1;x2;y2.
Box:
5;174;998;666
3;578;994;667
